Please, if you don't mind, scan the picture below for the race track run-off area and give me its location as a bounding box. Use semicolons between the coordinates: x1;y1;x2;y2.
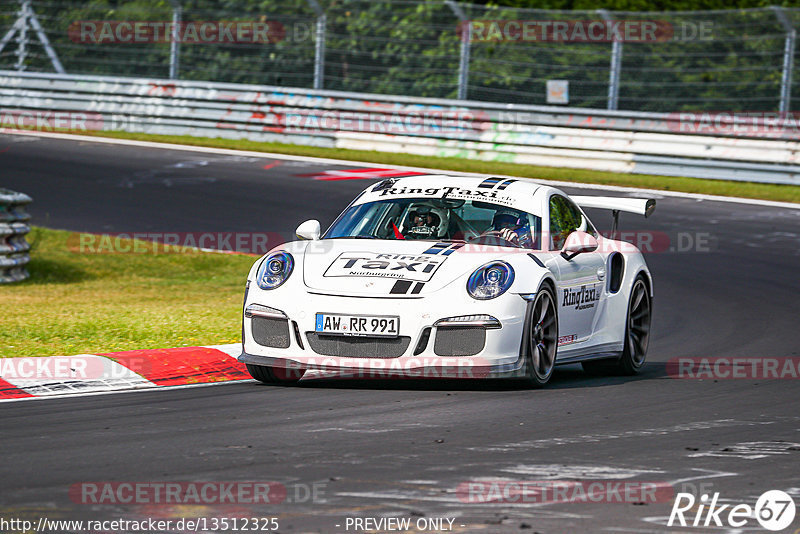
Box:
1;132;800;533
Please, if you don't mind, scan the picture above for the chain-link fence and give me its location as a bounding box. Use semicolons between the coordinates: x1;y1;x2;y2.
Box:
1;0;798;113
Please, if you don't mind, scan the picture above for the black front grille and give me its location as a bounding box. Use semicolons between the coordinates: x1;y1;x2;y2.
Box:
434;327;486;357
252;316;290;348
306;333;411;358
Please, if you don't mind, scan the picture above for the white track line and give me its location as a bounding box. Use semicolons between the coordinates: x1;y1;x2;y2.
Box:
6;130;800;210
0;377;255;404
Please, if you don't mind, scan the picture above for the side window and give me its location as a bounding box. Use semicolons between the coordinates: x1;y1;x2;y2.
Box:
549;195;583;250
525;213;543;250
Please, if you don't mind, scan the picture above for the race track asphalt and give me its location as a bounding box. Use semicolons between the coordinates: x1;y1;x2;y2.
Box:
2;132;799;533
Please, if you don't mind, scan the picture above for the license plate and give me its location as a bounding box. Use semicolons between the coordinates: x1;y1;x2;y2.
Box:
315;313;399;337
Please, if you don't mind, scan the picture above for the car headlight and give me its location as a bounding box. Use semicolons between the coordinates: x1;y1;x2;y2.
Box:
256;251;294;290
467;261;515;300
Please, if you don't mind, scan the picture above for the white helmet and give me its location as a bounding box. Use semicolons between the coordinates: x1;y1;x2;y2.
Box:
406;204;449;239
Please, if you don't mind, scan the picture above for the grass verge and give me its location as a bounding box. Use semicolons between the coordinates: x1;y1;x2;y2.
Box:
1;227;254;357
81;130;800;204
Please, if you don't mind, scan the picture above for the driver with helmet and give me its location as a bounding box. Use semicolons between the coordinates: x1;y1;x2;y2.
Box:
403;204;449;239
481;208;532;247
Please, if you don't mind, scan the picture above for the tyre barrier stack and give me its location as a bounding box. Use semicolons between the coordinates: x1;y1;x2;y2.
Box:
0;188;32;283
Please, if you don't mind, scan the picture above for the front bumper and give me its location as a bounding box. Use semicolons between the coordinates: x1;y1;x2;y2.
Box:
239;284;529;379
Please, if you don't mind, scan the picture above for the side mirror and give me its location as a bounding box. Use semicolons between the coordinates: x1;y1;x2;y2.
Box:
561;231;598;260
296;219;321;241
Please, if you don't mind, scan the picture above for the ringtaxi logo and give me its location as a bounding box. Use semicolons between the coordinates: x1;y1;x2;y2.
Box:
668;490;796;531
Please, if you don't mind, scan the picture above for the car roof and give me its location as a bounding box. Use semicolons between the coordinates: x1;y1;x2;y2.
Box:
355;174;558;214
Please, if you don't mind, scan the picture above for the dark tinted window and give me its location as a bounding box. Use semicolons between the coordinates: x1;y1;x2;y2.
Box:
549;194;589;250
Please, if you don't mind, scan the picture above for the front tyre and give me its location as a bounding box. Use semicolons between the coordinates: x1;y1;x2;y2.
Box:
246;364;305;385
522;284;558;387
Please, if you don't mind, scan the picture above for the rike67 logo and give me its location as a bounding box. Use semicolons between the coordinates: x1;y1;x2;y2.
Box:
668;490;796;531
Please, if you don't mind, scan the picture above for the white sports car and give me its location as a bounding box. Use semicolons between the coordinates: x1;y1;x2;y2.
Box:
239;175;655;387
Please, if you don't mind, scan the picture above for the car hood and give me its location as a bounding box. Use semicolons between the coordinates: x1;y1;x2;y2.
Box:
300;239;517;297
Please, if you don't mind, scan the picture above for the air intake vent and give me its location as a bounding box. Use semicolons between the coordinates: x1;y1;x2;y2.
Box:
252;316;290;348
414;327;431;355
292;321;305;350
434;327;486;357
609;252;624;293
306;333;410;358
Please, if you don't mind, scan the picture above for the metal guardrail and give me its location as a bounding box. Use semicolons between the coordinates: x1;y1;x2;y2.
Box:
0;188;32;283
1;70;799;185
1;2;798;113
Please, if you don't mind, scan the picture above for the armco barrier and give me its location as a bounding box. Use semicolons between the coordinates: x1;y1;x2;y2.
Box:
0;188;32;283
1;71;799;185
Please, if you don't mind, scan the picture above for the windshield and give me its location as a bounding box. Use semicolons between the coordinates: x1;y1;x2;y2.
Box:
325;198;542;249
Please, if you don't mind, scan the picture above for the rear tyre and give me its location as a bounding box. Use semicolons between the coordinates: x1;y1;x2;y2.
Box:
521;284;558;388
246;364;305;385
581;274;651;376
616;276;652;375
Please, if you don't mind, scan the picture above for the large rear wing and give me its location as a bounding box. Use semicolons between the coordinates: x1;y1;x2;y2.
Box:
571;196;656;231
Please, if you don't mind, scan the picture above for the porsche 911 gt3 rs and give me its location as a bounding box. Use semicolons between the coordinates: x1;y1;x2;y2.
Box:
239;175;655;387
